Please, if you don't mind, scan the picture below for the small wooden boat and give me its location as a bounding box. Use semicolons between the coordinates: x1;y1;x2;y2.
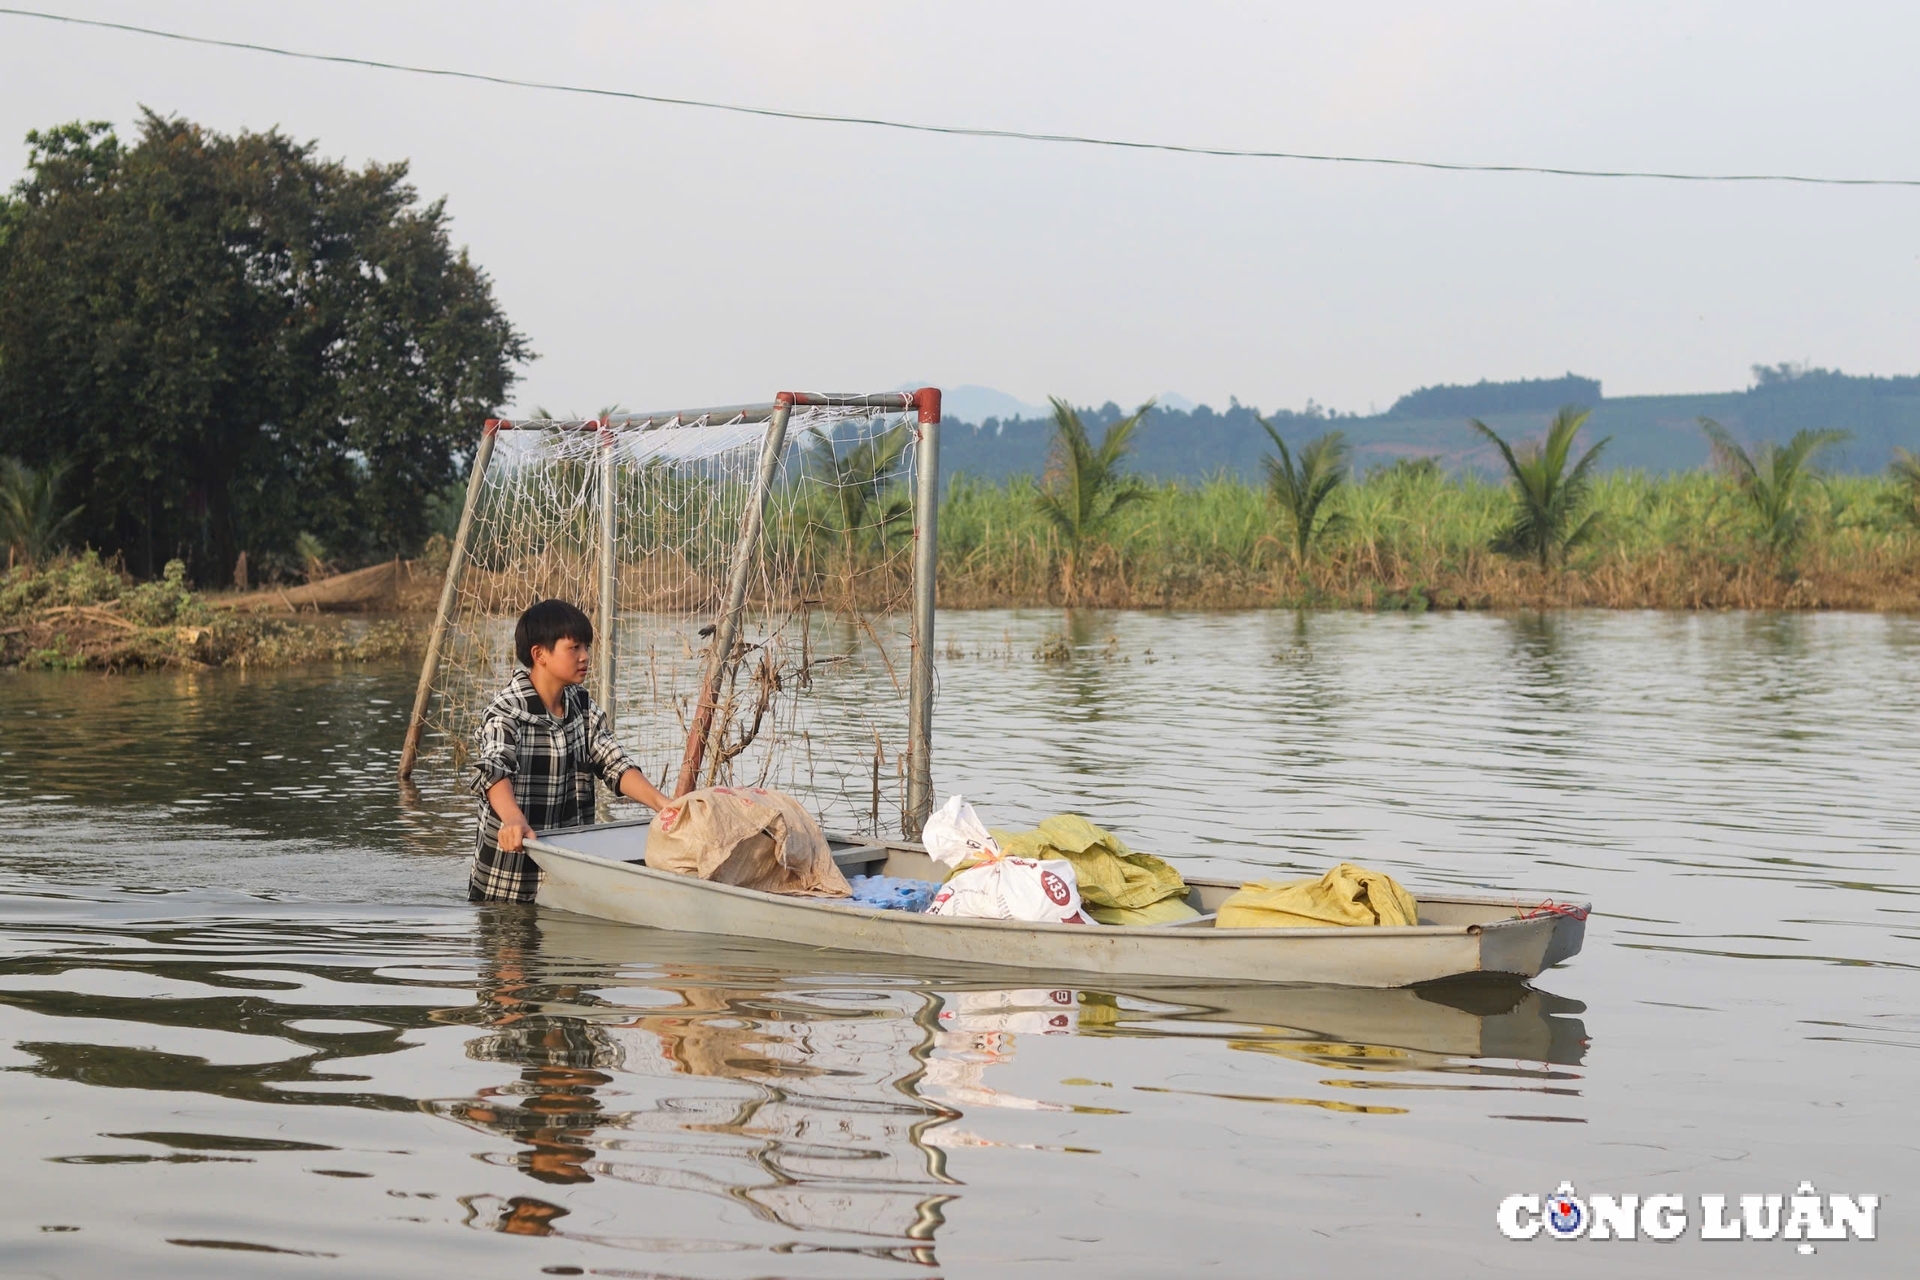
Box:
525;820;1588;989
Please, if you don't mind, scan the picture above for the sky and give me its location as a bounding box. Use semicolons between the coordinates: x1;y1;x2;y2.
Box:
2;1;1917;419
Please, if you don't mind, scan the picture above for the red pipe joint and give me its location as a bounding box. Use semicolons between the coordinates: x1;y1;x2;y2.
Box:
912;387;942;424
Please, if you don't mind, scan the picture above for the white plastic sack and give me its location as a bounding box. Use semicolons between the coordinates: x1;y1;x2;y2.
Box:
923;794;1001;869
937;988;1079;1035
927;856;1094;924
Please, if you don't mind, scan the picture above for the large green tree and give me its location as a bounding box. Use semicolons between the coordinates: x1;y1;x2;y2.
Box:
0;112;530;580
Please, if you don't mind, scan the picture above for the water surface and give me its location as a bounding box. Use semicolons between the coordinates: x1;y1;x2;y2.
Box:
2;609;1914;1277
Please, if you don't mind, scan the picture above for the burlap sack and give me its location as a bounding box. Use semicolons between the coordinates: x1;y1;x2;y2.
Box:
645;786;851;898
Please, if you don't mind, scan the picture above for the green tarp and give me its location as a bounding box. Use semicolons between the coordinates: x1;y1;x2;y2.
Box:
988;815;1199;926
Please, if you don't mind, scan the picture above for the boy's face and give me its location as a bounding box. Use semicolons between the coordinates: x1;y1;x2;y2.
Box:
531;636;591;685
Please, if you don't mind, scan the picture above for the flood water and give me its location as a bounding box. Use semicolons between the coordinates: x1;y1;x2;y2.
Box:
2;609;1914;1278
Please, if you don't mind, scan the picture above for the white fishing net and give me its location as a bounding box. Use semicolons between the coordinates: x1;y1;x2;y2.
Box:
420;403;923;837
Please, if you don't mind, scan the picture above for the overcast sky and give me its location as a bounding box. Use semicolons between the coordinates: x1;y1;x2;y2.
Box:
3;1;1917;418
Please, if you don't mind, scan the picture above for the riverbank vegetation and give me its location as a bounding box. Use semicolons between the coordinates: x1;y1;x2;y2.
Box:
3;445;1915;672
934;459;1920;612
917;399;1920;611
0;553;418;671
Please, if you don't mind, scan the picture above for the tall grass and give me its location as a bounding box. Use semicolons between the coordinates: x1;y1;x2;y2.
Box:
933;467;1920;611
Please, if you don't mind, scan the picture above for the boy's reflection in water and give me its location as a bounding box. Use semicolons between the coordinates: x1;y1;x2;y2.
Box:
434;911;620;1189
467;1194;571;1238
455;1044;613;1186
431;909;958;1264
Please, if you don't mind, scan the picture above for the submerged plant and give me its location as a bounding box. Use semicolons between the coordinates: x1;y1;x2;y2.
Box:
1034;397;1153;601
1700;419;1849;557
1471;407;1610;568
0;456;83;568
1258;422;1349;567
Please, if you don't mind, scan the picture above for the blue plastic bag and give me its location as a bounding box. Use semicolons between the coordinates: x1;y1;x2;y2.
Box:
847;875;941;913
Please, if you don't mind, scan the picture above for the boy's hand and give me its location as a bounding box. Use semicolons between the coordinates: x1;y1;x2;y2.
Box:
497;819;534;853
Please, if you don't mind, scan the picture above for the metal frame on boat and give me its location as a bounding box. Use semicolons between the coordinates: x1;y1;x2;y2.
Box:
398;388;944;835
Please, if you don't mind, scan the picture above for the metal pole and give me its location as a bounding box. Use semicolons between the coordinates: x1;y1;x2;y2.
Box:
398;425;498;779
903;389;941;838
673;399;794;798
595;424;617;728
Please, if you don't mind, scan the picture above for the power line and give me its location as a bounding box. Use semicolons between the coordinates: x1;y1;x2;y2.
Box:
5;5;1918;189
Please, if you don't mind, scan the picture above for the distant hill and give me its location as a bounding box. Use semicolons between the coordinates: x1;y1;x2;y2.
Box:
1387;373;1603;420
939;366;1920;480
900;383;1050;425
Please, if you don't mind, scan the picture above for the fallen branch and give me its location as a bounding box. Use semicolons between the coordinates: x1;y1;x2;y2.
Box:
219;560;402;613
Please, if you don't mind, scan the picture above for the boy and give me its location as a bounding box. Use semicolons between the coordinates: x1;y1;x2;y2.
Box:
468;598;672;903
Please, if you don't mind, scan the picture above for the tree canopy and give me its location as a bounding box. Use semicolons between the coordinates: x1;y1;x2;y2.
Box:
0;112;530;580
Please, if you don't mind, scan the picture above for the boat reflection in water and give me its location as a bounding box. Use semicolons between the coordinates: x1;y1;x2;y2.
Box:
427;912;1588;1260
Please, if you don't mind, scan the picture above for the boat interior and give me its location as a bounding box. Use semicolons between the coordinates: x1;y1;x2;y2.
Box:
549;818;1549;929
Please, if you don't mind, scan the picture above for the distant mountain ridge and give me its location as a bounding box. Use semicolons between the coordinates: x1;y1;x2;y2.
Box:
937;367;1920;480
1387;373;1603;419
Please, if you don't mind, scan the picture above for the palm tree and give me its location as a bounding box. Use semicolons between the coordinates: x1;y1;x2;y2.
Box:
1882;446;1920;529
0;456;83;568
1699;419;1848;557
805;422;912;601
1471;408;1610;568
1034;397;1153;602
1258;422;1349;568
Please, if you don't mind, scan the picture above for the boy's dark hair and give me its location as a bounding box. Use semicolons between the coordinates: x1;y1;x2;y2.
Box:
515;598;594;667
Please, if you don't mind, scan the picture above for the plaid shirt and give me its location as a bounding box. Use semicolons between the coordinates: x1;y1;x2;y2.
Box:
467;670;637;903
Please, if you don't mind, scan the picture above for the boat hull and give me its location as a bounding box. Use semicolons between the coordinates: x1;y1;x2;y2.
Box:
525;823;1586;989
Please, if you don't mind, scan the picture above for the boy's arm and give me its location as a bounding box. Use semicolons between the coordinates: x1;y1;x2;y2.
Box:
486;778;535;852
469;704;527;848
617;766;671;811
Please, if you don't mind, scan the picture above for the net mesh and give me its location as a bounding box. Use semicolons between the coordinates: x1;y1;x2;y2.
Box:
422;403;922;837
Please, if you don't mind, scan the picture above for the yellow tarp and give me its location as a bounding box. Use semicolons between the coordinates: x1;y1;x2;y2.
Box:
1090;896;1206;926
983;814;1199;925
1217;863;1419;929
